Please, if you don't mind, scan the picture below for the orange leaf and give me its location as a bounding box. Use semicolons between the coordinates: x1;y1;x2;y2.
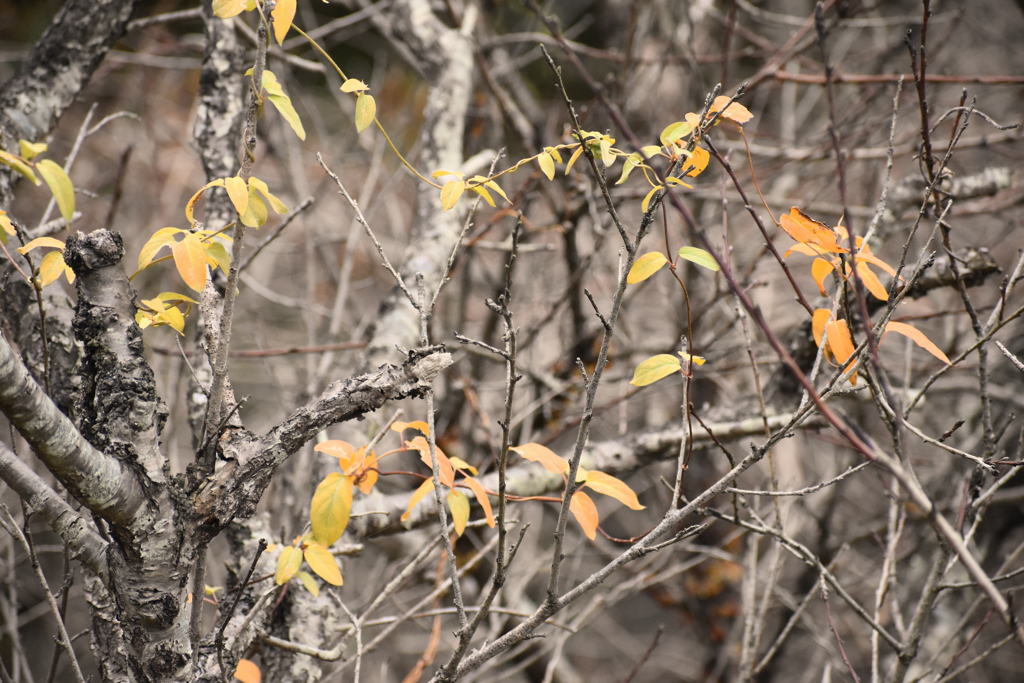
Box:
172;232;209;292
779;208;847;254
812;309;832;347
569;490;599;540
584;470;644;510
408;436;454;487
684;146;710;177
710;95;754;124
510;443;569;475
882;321;951;364
401;478;435;521
811;258;835;297
824;319;855;365
314;439;357;466
855;251;899;278
391;420;430;436
233;658;261;683
855;261;888;301
357;450;378;495
462;476;495;527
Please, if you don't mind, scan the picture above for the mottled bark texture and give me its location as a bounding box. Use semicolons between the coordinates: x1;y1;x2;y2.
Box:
361;0;474;369
0;0;142;207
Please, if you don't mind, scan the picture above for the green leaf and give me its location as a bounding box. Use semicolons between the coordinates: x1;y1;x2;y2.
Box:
659;121;692;147
616;157;636;185
355;93;375;133
303;543;343;586
204;240;231;275
0;151;40;184
310;472;354;547
447;489;470;537
677;246;720;271
626;251;668;284
630;354;682;387
35;159;74;225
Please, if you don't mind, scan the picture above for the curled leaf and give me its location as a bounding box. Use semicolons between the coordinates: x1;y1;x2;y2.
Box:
564;145;584;175
641;185;662;213
811;258;835;296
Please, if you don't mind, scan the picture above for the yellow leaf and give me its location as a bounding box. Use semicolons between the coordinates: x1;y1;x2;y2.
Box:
172;233;209;292
249;177;288;214
538;152;555;181
213;0;246;18
303;543;343;586
233;658;261;683
224;177;249;216
296;570;320;597
447;489;470;536
17;236;65;255
545;146;563;164
812;258;835;297
35;159;75;226
462;476;494;528
483;179;510;204
262;71;306;140
440;179;465;212
641;185;662;213
710;95;754;124
599;138;614;166
812;308;832;347
401;478;434;521
659;121;693;147
36;250;67;287
340;78;369;93
564;145;584;175
584;470;644;510
239;190;268;228
138;228;183;270
204;241;231;275
449;456;477;475
882;321;951;364
18;140;46;160
271;0;296;45
677;246;720;272
355;93;375;133
678;352;706;366
569;490;599;540
0;150;40;185
0;212;13;246
630;354;682;386
684;146;710;177
310;473;353;547
470;186;495;207
275;546;302;585
432;169;464;180
627;251;668;284
665;176;692;189
509;443;569;475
